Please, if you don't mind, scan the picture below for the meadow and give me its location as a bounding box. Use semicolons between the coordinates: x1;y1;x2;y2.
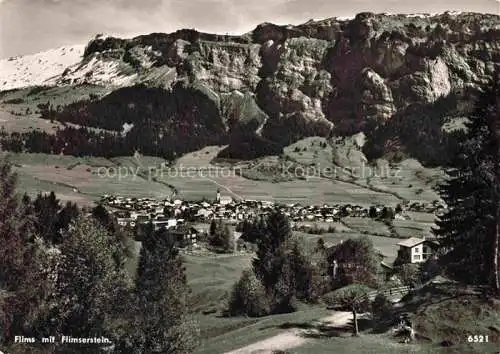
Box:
0;85;109;134
2;131;446;210
3;152;174;204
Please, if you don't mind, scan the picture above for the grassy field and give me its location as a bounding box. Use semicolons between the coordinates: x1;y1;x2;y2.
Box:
295;231;404;264
0;85;109;133
356;159;444;202
0;107;63;134
405;212;438;223
406;283;500;353
341;217;393;236
392;219;435;239
160;140;443;205
3;152;174;204
185;228;406;314
156;172;402;205
175;145;227;168
294;221;352;232
191;278;500;354
290;333;430;353
283;137;345;170
5;150;403;207
193;306;332;354
178;251;335;353
14;171;94;205
181;226;408;352
184;253;253;313
3;134;445;209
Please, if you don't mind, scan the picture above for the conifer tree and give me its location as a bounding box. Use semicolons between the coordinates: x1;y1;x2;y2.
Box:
56;201;79;233
287;238;315;302
485;72;500;294
252;210;292;291
121;228;199;353
33;191;62;243
226;269;270;317
434;75;500;291
242;215;267;243
207;220;234;253
0;159;25;291
92;203;133;268
221;223;235;253
0;159;36;343
33;216;132;343
209;218;217;237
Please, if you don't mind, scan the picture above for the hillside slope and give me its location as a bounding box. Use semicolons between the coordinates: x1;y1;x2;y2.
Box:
400;282;500;353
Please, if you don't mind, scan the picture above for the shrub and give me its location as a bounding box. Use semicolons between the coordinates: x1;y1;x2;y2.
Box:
393;248;411;267
372;293;393;323
396;263;421;287
208;220;234;253
226;270;270;317
421;258;440;282
328;237;379;288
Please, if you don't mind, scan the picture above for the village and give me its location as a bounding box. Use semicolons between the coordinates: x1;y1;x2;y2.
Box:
99;189;446;266
101;190;446;230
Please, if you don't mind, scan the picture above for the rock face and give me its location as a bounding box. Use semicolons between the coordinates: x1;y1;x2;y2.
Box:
2;12;499;163
82;13;498;135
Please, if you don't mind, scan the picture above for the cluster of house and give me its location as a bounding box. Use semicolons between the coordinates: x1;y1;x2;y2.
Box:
100;191;445;261
101;191;446;228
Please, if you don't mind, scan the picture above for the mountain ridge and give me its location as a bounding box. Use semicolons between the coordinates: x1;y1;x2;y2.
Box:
0;11;499;165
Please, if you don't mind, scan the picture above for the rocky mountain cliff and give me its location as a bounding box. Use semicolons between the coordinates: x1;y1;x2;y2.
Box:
1;11;499;164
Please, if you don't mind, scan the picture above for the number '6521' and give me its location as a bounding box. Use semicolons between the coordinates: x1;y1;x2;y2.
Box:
467;335;489;343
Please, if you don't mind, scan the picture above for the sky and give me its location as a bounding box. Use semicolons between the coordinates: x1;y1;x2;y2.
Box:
0;0;498;58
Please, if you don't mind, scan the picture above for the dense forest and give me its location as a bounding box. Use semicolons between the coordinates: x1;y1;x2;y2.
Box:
0;83;293;160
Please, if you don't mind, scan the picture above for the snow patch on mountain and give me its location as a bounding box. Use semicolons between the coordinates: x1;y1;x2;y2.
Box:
0;45;85;91
52;55;138;87
0;43;139;91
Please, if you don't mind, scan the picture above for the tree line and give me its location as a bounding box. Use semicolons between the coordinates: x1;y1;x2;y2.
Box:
0;125;178;159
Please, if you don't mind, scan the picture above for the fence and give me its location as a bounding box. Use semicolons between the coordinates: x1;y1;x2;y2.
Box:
327;285;413;309
360;286;411;302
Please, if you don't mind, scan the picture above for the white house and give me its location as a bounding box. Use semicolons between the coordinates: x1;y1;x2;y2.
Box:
116;218;131;227
219;196;233;205
152;218;177;230
396;237;439;264
196;208;213;219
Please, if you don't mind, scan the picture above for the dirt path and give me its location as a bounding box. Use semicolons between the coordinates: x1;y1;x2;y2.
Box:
224;311;354;354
